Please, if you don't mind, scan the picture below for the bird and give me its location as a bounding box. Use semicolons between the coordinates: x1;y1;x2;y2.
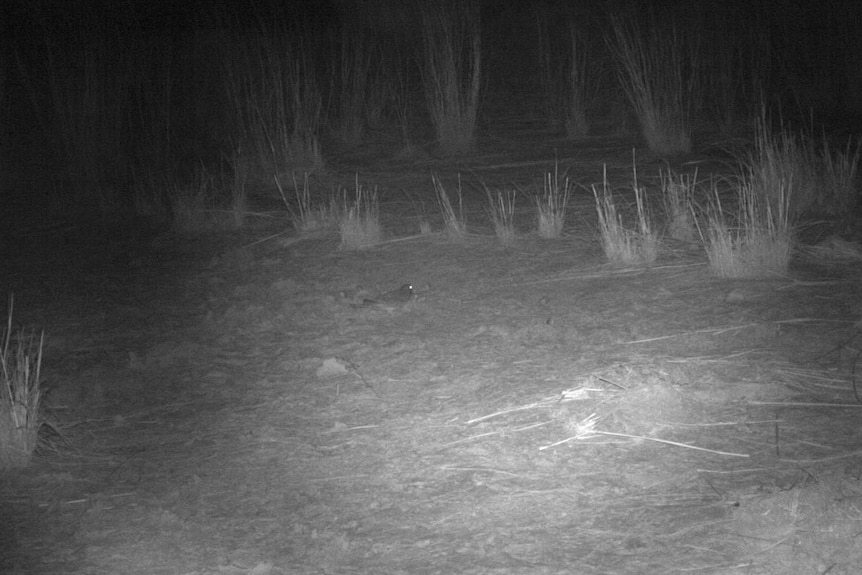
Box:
362;284;414;306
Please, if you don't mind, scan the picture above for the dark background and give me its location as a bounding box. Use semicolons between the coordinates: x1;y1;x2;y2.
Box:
2;0;860;234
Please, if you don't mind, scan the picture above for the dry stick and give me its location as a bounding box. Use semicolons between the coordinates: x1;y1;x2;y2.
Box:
541;431;750;457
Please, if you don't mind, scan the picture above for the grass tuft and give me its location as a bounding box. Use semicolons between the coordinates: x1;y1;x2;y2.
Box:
536;163;571;239
1;297;44;470
704;177;793;278
485;185;518;245
338;177;381;250
592;166;658;265
277;173;337;235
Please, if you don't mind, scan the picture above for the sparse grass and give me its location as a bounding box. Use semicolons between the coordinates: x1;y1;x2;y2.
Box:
431;173;467;240
485;185;518;245
660;168;698;242
704;177;793;278
592;166;658;265
420;1;482;155
223;30;323;182
536;164;571;238
607;11;695;155
1;298;44;470
338;178;381;250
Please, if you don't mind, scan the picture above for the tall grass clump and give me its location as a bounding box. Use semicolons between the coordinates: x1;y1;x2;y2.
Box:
338;178;381;250
704;177;793;278
431;173;467;240
747;115;860;218
536;7;595;138
330;20;374;147
536;163;571;238
697;7;771;132
592;166;658;265
223;29;323;182
607;10;696;155
1;299;44;470
420;1;482;155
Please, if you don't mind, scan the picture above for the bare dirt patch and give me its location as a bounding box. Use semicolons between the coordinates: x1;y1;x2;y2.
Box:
2;148;862;575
